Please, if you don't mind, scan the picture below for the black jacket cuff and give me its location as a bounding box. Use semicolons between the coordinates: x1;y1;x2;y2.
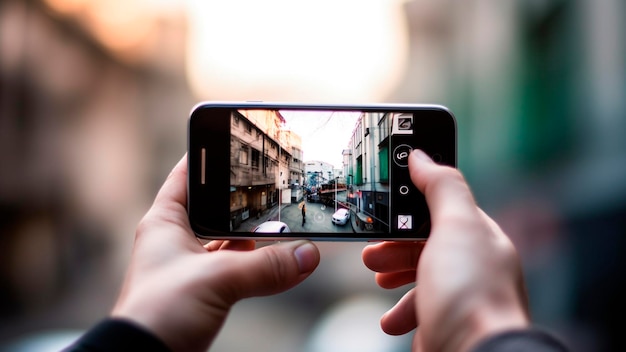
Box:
472;328;569;352
63;318;171;352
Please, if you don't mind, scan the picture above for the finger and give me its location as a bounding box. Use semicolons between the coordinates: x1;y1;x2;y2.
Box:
211;240;320;303
413;329;423;352
362;241;424;273
478;208;506;236
204;240;224;251
375;271;417;289
408;150;479;226
204;240;256;252
380;288;418;335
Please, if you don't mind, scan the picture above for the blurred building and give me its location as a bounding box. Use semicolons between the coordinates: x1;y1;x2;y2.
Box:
0;0;192;340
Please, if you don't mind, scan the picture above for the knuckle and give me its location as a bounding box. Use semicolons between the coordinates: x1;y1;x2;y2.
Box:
134;214;153;241
437;166;468;188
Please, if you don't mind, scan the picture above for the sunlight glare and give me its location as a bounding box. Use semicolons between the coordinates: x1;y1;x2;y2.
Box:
185;0;409;102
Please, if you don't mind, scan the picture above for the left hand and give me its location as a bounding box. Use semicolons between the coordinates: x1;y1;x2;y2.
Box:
111;154;320;352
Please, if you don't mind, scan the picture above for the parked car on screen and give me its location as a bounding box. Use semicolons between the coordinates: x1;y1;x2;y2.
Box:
331;208;350;226
252;221;291;233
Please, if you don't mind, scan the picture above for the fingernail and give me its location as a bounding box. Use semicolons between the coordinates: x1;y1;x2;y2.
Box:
293;241;319;273
412;149;433;163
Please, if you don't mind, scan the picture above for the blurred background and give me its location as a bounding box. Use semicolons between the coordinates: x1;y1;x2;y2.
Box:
1;0;624;351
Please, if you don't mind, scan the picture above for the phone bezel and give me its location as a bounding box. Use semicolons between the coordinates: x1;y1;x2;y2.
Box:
187;101;457;241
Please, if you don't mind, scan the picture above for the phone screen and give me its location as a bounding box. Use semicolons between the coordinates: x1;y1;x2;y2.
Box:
188;103;456;240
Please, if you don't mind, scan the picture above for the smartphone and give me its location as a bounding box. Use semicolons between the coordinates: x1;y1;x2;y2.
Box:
187;102;456;241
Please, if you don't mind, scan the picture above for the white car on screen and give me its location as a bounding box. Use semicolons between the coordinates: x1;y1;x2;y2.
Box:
331;208;350;226
252;221;291;233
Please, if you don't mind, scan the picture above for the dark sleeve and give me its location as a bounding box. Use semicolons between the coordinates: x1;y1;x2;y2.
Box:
472;329;569;352
62;318;171;352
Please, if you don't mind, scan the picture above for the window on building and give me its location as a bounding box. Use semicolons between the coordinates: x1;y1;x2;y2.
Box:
239;146;249;165
378;145;389;183
356;156;363;185
266;158;277;175
233;111;248;127
251;149;260;169
378;114;390;144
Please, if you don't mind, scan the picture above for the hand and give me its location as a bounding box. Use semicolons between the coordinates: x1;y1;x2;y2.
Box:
362;150;529;352
111;154;320;352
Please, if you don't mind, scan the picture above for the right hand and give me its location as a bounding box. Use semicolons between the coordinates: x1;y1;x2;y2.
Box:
362;150;529;352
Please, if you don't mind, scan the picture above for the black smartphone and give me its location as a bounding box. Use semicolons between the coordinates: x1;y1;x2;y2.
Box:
187;102;456;241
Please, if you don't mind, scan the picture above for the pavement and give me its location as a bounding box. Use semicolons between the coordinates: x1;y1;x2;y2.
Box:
234;195;383;235
347;203;372;234
235;201;354;234
235;203;287;232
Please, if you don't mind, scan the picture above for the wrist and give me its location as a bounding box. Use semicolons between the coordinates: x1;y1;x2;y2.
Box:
444;287;529;352
462;302;529;351
111;290;226;352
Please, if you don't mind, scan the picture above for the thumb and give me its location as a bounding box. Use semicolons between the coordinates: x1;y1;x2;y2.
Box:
408;149;477;225
213;241;320;302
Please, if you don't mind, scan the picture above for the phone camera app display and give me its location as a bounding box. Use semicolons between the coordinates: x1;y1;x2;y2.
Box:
226;109;417;235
